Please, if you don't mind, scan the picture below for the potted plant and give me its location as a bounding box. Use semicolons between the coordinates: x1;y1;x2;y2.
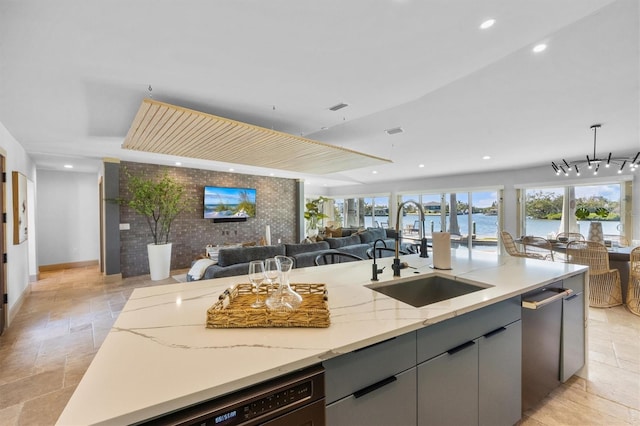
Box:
575;206;609;243
304;196;330;237
121;169;192;280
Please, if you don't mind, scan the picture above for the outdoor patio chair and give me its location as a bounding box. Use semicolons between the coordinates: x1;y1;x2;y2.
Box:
500;231;544;259
522;236;555;261
566;241;623;308
628;247;640;316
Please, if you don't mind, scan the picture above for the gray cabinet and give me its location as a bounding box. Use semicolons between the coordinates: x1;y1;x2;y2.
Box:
561;274;586;382
324;332;416;426
479;321;522;426
417;339;479;426
416;297;522;426
324;297;523;426
326;367;417;426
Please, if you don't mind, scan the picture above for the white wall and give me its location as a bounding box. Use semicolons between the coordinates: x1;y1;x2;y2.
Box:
0;122;36;324
315;164;639;240
36;170;100;266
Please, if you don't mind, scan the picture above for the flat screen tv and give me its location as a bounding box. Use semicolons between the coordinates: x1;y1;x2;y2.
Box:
204;186;256;221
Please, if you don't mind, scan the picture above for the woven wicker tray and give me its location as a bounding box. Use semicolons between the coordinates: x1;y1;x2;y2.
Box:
206;283;330;328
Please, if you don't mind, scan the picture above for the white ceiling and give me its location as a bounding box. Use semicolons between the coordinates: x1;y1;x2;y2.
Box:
1;0;638;188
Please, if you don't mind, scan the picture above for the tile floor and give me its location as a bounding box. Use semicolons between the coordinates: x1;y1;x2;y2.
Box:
0;266;638;425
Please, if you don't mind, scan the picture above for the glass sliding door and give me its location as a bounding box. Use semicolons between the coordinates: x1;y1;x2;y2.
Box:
373;196;389;228
422;193;442;236
363;196;390;228
470;190;499;252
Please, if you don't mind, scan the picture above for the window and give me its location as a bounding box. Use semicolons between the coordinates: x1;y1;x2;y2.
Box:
324;195;390;229
398;190;500;252
522;182;627;244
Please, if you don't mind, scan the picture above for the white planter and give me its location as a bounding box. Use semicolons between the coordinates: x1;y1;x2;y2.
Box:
588;222;603;243
147;243;172;280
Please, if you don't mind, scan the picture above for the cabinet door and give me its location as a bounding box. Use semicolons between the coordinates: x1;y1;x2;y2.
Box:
562;292;585;382
417;340;478;426
479;321;522;426
325;367;416;426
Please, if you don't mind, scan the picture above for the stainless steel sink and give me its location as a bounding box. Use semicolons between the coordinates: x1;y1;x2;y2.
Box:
365;274;490;307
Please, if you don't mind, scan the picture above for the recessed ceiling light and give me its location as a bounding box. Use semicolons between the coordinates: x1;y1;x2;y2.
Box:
372;170;378;174
63;164;73;169
483;156;491;160
418;164;425;168
532;43;547;53
479;19;495;30
229;168;234;172
175;162;182;166
269;173;275;176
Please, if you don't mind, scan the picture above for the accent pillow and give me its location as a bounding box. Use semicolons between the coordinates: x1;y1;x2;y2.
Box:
188;258;215;281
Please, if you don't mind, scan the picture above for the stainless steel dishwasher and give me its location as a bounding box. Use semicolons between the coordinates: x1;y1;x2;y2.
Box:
521;284;573;412
137;365;325;426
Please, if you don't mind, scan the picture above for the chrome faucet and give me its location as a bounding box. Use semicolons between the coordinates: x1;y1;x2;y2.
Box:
371;238;386;281
393;200;429;276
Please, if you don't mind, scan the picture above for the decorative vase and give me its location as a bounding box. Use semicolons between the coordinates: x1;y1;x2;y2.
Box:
147;243;172;280
588;222;603;243
265;255;302;310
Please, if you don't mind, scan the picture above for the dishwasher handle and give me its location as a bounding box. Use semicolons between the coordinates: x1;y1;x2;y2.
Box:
522;288;573;310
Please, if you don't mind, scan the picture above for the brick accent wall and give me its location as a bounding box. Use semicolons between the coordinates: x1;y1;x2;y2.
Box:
119;162;298;277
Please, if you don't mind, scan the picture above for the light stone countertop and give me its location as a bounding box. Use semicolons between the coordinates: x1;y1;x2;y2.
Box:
56;251;587;425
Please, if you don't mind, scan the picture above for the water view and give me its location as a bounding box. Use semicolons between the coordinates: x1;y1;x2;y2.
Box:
362;214;621;239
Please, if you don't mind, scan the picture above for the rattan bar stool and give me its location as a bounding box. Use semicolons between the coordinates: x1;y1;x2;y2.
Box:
566;241;623;308
628;247;640;316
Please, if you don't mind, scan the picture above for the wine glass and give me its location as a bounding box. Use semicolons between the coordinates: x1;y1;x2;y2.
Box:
248;260;265;308
264;258;279;294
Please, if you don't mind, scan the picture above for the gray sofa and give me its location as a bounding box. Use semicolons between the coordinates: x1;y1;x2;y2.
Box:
192;245;286;281
284;241;331;268
187;227;400;281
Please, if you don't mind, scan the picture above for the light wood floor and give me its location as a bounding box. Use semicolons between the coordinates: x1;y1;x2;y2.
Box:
0;266;638;425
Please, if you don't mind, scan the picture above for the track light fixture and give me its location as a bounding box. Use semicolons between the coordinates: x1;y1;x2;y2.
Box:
552;124;639;176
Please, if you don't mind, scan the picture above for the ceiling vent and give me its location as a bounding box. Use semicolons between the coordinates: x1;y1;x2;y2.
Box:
329;102;349;111
385;127;404;135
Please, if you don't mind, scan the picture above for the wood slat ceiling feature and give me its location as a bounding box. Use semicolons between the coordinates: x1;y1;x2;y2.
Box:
122;99;392;174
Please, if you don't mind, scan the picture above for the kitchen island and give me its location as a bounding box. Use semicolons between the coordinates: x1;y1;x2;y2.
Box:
56;251;588;425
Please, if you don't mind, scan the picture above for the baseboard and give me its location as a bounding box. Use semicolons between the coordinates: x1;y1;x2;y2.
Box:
8;282;31;327
39;260;99;272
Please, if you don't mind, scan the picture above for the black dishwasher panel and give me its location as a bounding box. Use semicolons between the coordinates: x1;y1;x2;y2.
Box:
521;286;567;412
137;365;325;426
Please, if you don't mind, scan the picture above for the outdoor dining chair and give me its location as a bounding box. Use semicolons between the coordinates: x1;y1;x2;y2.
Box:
521;236;555;261
628;246;640;316
566;241;623;308
500;231;544;259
